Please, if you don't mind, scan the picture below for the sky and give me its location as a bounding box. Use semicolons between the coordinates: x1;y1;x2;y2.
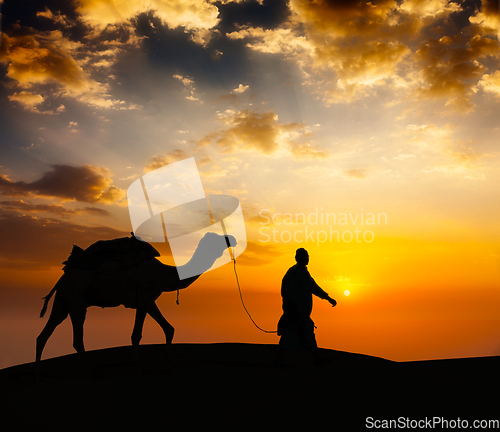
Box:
1;0;500;368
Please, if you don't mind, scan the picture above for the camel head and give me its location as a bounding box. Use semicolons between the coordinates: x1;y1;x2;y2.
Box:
199;232;237;260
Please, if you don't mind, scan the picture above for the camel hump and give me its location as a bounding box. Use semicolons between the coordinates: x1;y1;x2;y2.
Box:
62;235;160;274
85;236;160;258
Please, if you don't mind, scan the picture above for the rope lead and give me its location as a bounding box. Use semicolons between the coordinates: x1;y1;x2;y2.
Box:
233;258;277;334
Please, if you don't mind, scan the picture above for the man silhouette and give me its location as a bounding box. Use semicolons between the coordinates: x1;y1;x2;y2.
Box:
275;248;336;366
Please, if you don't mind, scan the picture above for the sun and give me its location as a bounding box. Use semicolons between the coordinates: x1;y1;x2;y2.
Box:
344;290;350;296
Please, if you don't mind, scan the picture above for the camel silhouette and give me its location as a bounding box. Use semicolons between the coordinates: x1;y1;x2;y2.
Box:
35;232;236;378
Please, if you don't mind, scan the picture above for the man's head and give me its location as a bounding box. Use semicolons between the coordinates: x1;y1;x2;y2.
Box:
295;248;309;266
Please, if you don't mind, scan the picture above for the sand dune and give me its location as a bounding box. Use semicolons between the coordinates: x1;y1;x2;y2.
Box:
1;343;498;429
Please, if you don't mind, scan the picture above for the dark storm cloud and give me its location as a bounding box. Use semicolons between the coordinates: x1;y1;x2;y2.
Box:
0;164;125;203
0;0;288;113
133;11;254;91
216;0;291;32
0;0;80;31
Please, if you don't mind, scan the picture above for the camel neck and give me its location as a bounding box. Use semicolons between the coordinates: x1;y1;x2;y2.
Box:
177;242;219;278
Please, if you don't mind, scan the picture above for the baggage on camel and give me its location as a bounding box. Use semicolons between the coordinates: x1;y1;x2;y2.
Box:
62;233;160;275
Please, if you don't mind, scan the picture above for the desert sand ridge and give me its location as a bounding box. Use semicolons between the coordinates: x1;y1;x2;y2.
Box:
1;343;498;429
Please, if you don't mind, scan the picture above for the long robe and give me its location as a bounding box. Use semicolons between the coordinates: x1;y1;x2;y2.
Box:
277;264;329;350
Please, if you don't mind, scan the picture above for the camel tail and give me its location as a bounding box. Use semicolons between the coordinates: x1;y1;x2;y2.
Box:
40;285;58;318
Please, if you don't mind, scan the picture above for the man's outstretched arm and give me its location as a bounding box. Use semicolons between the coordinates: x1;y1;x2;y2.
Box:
307;272;337;306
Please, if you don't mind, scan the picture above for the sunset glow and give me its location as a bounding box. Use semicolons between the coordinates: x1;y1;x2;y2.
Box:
1;0;500;369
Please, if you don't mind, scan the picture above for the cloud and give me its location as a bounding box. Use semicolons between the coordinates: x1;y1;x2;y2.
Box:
400;123;486;175
289;142;329;159
399;0;461;18
144;149;189;173
217;84;251;105
0;28;139;110
0;165;125;204
7;91;45;111
289;0;398;39
444;142;481;166
198;109;329;159
469;0;500;38
98;186;127;203
0;200;112;217
0;211;127;269
319;41;411;103
344;168;368;179
173;73;201;102
232;84;249;94
173;74;194;87
224;0;500;111
205;110;281;154
413;34;500;113
36;7;73;27
75;0;220;45
0;31;84;90
226;0;416;103
227;26;313;55
478;70;500;96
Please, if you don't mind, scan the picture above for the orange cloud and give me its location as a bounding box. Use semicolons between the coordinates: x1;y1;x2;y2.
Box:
344;168;368;179
0;30;137;110
0;165;125;204
7;91;45;111
198;109;329;159
227;26;312;54
290;0;400;37
226;0;500;111
289;142;329;159
144;150;189;173
469;0;500;38
233;84;249;94
75;0;220;45
413;34;500;112
208;110;281;154
479;70;500;96
173;74;201;102
0;32;86;91
227;0;415;103
36;7;73;28
399;0;461;18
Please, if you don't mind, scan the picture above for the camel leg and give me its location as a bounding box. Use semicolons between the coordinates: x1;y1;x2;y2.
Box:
35;295;68;380
131;307;147;374
144;302;174;368
68;309;97;377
